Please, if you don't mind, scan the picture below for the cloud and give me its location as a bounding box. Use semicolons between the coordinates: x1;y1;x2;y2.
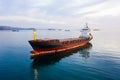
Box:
0;16;65;25
83;0;120;17
0;0;120;29
29;0;53;7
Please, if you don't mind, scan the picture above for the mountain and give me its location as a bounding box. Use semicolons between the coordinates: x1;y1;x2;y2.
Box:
0;26;34;30
0;26;11;30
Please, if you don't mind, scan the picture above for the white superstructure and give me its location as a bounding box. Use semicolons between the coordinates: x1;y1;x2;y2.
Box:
80;23;91;38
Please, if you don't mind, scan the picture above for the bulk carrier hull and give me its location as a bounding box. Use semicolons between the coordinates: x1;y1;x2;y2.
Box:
29;37;92;58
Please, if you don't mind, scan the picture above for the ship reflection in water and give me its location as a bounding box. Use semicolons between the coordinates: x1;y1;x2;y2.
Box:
31;43;92;80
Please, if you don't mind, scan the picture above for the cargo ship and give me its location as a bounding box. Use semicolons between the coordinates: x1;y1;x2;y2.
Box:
28;23;93;58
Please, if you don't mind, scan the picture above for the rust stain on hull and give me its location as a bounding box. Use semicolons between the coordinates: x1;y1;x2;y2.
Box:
30;41;90;58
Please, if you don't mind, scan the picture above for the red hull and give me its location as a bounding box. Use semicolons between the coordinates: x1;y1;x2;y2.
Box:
30;41;89;58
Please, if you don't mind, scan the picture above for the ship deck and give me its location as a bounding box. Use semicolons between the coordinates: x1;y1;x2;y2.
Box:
30;37;85;42
59;38;85;42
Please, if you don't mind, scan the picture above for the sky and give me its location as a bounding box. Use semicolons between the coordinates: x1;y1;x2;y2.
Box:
0;0;120;29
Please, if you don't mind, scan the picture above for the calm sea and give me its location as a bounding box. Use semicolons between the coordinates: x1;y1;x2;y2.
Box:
0;29;120;80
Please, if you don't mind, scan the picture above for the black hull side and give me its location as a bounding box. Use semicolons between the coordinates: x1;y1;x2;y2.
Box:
29;41;61;50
